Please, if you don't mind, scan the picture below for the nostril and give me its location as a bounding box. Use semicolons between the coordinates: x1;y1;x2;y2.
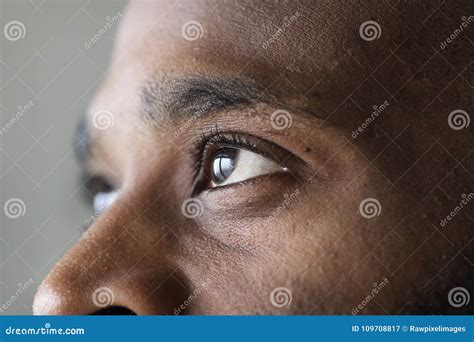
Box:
92;306;137;315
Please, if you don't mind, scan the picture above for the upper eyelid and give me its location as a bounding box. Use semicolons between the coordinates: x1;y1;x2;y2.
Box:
198;130;292;165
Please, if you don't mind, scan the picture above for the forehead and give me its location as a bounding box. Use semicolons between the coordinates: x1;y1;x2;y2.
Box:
110;0;380;80
87;0;445;144
119;0;318;63
90;0;387;118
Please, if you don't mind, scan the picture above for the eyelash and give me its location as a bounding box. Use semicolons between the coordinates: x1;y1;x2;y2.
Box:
191;128;248;189
194;126;254;161
82;174;114;202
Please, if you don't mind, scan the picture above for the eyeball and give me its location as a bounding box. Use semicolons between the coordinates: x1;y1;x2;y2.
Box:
93;190;118;213
209;147;284;188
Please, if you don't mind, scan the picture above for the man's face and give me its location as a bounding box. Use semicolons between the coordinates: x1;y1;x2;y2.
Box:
33;0;472;314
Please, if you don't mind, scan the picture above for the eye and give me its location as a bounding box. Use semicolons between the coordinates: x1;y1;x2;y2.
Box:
193;131;295;194
82;175;118;214
93;190;118;213
207;146;285;188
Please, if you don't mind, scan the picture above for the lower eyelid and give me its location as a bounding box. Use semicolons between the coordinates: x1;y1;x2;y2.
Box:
201;171;295;199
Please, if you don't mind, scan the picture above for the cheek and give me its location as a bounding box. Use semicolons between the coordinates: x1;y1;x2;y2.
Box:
194;175;304;252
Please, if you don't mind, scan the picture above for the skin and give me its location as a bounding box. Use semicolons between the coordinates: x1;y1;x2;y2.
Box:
33;0;472;315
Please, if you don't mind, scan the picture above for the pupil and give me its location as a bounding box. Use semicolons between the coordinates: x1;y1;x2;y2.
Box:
211;148;238;184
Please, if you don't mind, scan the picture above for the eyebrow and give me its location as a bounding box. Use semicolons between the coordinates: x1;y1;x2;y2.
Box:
76;74;322;162
139;74;276;122
74;75;275;162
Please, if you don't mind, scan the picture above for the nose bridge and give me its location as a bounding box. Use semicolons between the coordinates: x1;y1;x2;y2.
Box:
33;192;186;315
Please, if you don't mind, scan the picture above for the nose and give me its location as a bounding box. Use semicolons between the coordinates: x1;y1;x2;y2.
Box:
33;193;188;315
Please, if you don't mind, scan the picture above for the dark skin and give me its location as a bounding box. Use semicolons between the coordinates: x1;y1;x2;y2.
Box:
33;0;472;314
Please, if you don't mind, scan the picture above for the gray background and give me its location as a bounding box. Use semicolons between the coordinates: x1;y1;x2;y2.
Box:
1;0;126;314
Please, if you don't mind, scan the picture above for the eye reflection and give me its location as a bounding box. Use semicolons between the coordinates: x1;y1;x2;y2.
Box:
211;148;238;184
